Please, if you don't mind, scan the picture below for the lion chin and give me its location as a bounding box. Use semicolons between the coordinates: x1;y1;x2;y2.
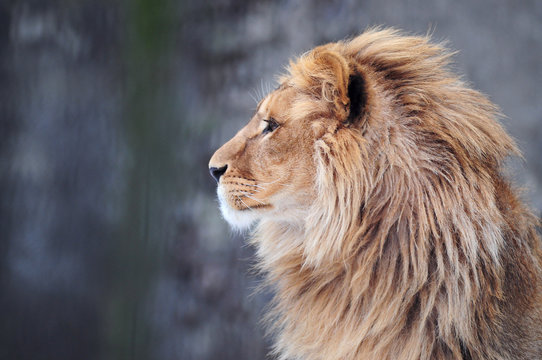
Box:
209;28;542;360
216;186;260;230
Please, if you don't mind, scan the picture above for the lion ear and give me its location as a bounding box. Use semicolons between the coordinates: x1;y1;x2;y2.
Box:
289;47;366;123
312;49;350;111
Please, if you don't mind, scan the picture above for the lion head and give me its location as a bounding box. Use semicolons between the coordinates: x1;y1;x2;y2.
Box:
209;28;542;360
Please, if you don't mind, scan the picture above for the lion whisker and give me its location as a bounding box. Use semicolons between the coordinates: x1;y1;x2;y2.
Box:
245;183;266;190
260;79;266;101
236;190;254;195
249;90;259;104
243;193;267;206
258;176;285;186
236;195;256;212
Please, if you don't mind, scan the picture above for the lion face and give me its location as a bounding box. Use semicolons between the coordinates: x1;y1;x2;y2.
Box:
209;86;319;229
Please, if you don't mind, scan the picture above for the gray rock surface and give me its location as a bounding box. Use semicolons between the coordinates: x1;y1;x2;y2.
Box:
0;1;540;359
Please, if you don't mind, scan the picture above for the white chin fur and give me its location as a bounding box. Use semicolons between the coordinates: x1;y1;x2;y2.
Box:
217;186;259;230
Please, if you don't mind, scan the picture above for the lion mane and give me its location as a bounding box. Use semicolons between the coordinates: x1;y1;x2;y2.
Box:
210;28;542;360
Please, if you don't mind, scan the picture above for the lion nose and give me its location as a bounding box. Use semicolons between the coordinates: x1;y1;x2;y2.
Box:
209;165;227;183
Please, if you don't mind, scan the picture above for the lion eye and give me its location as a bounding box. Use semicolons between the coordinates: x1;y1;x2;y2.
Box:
262;118;279;135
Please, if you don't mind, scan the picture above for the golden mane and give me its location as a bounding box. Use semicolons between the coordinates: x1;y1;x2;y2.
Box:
247;29;542;359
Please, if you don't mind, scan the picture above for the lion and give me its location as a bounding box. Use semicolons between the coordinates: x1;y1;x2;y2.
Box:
208;28;542;360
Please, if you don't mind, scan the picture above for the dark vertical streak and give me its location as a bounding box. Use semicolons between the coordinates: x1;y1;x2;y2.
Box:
103;1;176;359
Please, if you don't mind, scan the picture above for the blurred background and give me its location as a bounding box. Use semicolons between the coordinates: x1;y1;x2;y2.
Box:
0;0;540;359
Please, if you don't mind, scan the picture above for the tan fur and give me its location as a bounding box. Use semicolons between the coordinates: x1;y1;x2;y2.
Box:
209;28;542;359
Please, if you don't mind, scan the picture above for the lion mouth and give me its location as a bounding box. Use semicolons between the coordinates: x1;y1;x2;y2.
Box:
238;203;272;211
218;180;272;212
230;194;271;211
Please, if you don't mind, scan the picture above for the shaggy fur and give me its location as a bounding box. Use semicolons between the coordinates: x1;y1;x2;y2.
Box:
209;28;542;360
